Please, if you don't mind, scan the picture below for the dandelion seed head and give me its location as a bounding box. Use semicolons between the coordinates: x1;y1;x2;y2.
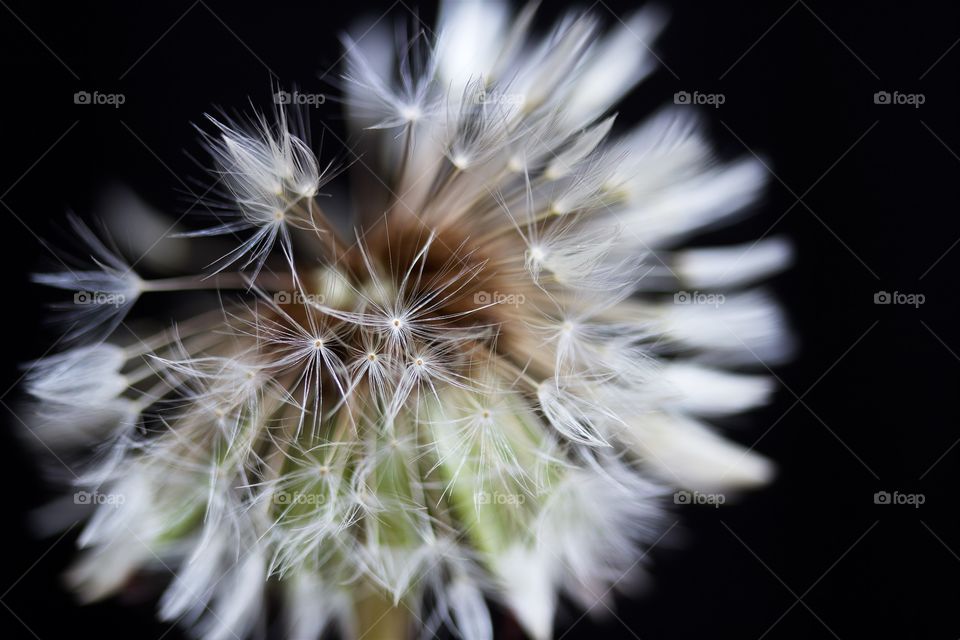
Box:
23;2;792;639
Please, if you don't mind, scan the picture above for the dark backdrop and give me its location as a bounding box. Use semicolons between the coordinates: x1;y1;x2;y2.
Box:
1;1;958;639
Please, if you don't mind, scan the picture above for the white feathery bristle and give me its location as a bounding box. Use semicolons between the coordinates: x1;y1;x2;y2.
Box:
660;362;776;416
562;8;667;126
537;456;665;594
284;573;353;640
660;289;792;365
615;157;768;248
191;110;327;274
544;115;617;180
436;0;509;92
446;575;494;640
628;412;776;491
494;546;556;640
66;538;154;603
513;13;598;113
342;32;439;130
537;378;613;447
33;217;142;341
195;550;266;640
677;237;793;289
25;344;128;407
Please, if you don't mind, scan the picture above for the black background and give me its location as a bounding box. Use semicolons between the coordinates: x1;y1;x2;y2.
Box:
1;1;958;639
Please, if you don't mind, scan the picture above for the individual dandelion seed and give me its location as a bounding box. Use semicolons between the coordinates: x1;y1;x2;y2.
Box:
22;2;794;639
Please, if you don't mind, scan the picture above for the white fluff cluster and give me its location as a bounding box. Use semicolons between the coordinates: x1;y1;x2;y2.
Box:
24;2;791;639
